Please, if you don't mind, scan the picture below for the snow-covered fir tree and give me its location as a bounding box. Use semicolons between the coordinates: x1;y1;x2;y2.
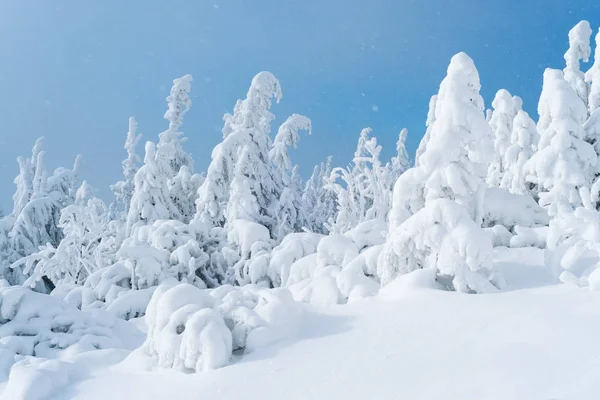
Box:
487;89;522;187
389;128;410;182
415;95;437;167
12;181;117;291
524;68;596;217
380;52;500;293
110;117;142;217
326;128;395;233
500;110;540;197
270;114;312;239
302;156;337;234
388;52;493;230
563;20;592;108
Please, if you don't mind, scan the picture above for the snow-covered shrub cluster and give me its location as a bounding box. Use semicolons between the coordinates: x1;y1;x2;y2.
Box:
0;282;140;378
143;283;301;371
3;19;600;373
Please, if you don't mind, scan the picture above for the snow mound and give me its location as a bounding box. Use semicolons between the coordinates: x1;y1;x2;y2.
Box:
143;283;302;371
1;358;70;400
268;232;322;287
285;234;380;306
482;187;549;233
0;285;140;379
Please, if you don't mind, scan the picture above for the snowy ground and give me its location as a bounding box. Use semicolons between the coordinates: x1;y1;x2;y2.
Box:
4;248;600;400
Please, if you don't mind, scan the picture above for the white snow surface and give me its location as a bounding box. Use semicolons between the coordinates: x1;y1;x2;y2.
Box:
2;248;600;399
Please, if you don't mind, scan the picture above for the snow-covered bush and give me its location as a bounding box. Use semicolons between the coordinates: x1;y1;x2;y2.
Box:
143;284;230;372
379;199;502;293
12;182;118;290
326;128;396;233
481;187;549;230
0;284;141;377
510;226;549;249
285;234;380;305
267;232;323;287
143;283;302;372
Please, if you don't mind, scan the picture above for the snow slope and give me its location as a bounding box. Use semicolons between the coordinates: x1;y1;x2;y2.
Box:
21;248;599;400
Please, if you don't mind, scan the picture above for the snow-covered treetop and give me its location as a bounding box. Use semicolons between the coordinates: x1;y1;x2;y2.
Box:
391;128;410;177
415;95;437;167
75;180;95;206
421;52;491;168
270;114;312;171
163;74;193;134
586;28;600;113
487;89;522;187
123;117;142;181
564;20;592;106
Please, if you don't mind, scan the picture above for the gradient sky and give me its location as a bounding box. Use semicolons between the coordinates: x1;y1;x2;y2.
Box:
0;0;598;211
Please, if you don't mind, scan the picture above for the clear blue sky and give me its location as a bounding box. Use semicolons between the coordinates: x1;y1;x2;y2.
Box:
0;0;598;211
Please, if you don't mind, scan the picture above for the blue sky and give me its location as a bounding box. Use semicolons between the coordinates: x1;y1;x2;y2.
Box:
0;0;598;211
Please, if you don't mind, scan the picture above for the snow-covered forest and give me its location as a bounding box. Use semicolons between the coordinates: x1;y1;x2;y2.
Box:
3;20;600;400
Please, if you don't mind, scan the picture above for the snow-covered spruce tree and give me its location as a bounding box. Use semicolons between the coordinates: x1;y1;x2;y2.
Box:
389;128;410;183
500;110;540;197
156;74;202;223
584;28;600;208
326;128;394;234
9;143;82;288
389;52;493;229
110;117;142;217
302;156;337;234
194;72;282;286
269;114;312;239
415;95;437;167
524;68;596;218
12;181;117;290
564;20;592;108
586;27;600;115
126;141;179;235
487;90;522;187
380;52;500;293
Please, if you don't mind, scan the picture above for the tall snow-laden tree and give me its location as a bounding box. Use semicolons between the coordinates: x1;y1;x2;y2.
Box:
156;74;194;177
196;71;282;230
380;52;500;293
586;27;600;114
302;156;337;234
155;74;202;223
524;68;596;217
327;128;395;233
110;117;142;216
194;71;282;285
487;90;522;187
126;141;179;234
584;28;600;207
564;20;592;108
12;137;44;218
8;144;82;287
224;72;282;237
500;110;540;197
525;68;597;217
390;128;410;182
12;181;116;291
415;95;437;167
389;52;493;229
270;114;312;239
